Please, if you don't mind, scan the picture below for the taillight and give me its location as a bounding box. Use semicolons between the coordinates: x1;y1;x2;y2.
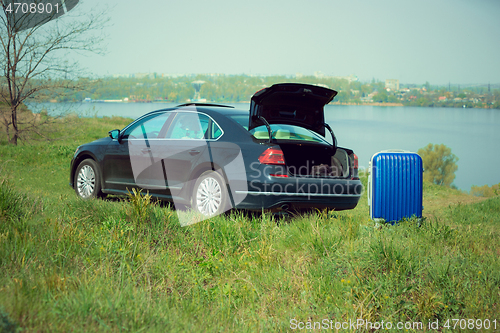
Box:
351;153;359;180
270;174;288;178
258;148;286;165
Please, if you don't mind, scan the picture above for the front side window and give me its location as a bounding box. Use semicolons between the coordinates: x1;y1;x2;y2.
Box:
124;113;172;139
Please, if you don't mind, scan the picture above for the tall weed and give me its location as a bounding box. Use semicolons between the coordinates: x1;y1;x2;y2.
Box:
0;180;40;222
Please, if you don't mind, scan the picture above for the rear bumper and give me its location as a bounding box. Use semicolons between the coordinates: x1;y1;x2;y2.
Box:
233;177;363;211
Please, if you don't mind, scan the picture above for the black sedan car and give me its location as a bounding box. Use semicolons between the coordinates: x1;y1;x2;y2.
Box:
70;83;363;217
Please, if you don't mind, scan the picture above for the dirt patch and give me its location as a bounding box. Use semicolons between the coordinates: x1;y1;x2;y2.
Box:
423;191;488;220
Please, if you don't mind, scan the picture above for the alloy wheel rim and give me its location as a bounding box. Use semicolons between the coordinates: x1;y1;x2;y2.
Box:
77;165;95;198
196;176;222;216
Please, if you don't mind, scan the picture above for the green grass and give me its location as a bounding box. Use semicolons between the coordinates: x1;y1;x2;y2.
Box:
0;116;499;332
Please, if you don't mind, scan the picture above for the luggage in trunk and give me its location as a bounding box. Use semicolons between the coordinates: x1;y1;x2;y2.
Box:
279;143;350;178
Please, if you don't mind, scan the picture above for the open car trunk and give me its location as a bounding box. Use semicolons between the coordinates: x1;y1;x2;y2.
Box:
279;143;351;178
249;83;337;137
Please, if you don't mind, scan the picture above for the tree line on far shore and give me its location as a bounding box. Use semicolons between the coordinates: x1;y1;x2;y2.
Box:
43;75;500;110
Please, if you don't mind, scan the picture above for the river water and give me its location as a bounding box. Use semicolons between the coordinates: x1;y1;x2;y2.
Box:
29;102;500;191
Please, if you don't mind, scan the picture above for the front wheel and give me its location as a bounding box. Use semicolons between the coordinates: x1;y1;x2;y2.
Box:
192;170;229;217
74;159;103;199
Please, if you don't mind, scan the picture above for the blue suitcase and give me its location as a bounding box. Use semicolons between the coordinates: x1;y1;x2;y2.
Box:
367;150;423;223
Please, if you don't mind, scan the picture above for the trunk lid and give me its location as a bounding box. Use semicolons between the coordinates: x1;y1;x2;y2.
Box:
249;83;337;137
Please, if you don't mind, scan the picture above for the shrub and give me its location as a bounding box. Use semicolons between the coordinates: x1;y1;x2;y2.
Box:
470;183;500;197
0;180;31;221
418;143;458;187
0;306;18;333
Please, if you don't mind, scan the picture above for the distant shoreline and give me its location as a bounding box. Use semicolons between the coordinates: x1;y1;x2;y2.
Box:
329;101;404;107
43;100;499;109
47;100;405;107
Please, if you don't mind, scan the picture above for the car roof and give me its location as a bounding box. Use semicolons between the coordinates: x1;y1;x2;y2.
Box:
120;104;250;135
144;104;249;117
195;106;249;116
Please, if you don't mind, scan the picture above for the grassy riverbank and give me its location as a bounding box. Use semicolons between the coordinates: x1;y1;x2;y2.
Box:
0;116;499;332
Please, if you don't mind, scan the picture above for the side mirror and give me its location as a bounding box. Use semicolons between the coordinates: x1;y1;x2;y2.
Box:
108;129;120;141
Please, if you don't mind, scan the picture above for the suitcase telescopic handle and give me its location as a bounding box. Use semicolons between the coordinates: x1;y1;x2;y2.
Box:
367;161;371;206
367;173;371;206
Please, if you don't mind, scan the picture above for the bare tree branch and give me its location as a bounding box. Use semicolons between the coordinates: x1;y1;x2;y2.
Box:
0;1;108;144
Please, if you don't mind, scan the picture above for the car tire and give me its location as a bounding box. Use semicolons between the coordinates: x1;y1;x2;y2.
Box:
74;159;103;199
192;170;229;217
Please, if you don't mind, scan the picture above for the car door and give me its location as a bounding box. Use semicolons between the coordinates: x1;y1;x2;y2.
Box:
160;112;211;193
103;112;173;193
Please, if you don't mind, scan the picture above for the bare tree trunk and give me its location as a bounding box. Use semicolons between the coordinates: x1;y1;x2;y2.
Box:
3;118;10;142
9;105;18;145
0;2;108;144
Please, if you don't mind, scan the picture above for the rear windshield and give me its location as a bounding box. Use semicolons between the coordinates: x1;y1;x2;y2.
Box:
228;115;329;144
250;124;329;144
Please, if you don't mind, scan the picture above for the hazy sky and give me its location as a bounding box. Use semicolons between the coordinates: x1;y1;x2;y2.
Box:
72;0;499;84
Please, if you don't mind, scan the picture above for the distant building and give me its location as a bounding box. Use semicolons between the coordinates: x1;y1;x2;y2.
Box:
162;73;185;78
385;79;399;91
112;73;131;78
134;72;157;79
314;71;326;79
192;80;205;101
333;75;358;83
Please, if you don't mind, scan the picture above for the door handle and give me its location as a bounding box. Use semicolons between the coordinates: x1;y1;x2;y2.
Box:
141;148;151;154
189;149;200;156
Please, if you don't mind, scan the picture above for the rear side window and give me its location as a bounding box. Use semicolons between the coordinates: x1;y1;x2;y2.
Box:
211;122;223;139
166;112;223;140
168;113;209;139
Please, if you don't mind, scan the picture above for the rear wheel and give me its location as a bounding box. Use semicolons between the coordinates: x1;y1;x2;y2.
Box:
74;159;103;199
192;170;229;217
